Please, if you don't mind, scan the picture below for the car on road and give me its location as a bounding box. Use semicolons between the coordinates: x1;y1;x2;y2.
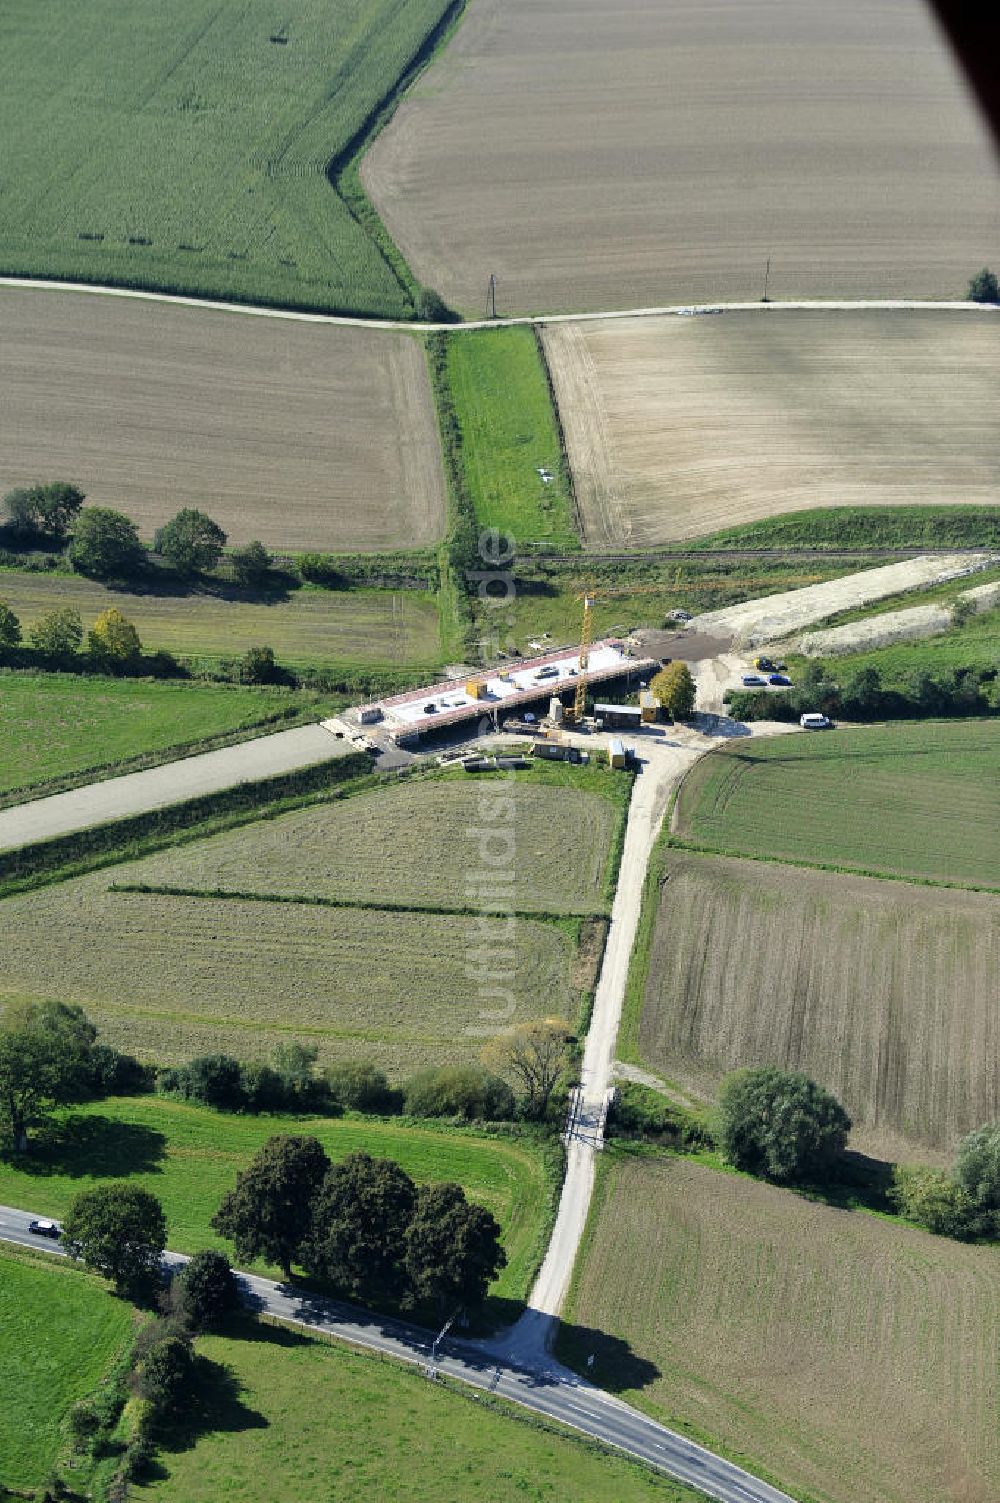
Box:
800;712;833;730
28;1219;61;1238
741;674;766;686
768;673;792;686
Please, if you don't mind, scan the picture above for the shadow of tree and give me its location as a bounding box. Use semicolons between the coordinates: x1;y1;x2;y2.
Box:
553;1320;661;1394
16;1114;166;1178
145;1350;268;1469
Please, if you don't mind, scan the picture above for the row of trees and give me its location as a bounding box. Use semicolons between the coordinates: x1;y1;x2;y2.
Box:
4;482;273;586
0;600;144;663
728;659;1000;723
211;1135;505;1308
160;1020;572;1123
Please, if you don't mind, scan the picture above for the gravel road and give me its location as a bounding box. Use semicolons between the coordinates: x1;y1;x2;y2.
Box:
0;724;348;853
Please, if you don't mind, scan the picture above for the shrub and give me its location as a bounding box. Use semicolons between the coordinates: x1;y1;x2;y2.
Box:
29;606;83;657
890;1165;977;1239
160;1054;246;1111
239;1059;289;1113
231;539;273;588
298;552;344;588
402;1065;515;1121
88;607;142;665
0;600;23;653
69;507;145;580
238;644;281;685
67;1398;103;1450
172;1249;239;1330
717;1067;851;1183
135;1333;193;1416
967;267;1000;304
88;1043;152;1096
954;1122;1000;1232
606;1081;714;1149
324;1061;400;1114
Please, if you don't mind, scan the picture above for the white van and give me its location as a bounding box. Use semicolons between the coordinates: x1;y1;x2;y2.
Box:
799;712;832;730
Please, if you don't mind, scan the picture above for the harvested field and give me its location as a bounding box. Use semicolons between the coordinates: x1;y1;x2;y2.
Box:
0;876;577;1076
0;0;453;315
0;289;445;551
362;0;1000;316
543;312;1000;548
0;571;441;668
561;1155;1000;1503
130;774;623;915
638;852;1000;1155
673;719;1000;888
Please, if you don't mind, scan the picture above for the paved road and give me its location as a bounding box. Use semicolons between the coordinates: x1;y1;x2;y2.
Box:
0;1204;793;1503
0;723;348;853
3;275;996;334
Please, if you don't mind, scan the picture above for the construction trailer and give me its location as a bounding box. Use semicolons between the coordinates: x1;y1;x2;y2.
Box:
639;691;662;723
594;702;642;730
532;742;581;764
608;738;628;769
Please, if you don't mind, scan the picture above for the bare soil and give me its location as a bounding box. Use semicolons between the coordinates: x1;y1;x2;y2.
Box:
362;0;1000;315
0;288;445;552
544;312;1000;547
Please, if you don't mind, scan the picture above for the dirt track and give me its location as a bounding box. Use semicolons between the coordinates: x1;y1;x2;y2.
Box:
0;287;445;552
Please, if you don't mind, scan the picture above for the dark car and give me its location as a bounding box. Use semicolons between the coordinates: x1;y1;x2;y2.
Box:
28;1219;60;1239
768;673;792;686
741;674;766;687
422;702;438;714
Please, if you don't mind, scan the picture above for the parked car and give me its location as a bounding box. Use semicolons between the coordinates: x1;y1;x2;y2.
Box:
422;702;438;714
800;712;833;730
754;656;775;671
742;674;766;687
28;1219;60;1239
768;673;792;686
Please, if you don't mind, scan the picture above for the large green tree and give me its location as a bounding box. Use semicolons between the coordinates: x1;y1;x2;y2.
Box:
3;481;84;542
29;606;83;657
303;1152;416;1301
650;661;696;718
157;508;227;576
404;1182;506;1314
717;1067;851;1183
954;1122;1000;1231
62;1183;167;1294
0;1000;97;1151
211;1134;330;1280
171;1248;239;1331
69;507;145;580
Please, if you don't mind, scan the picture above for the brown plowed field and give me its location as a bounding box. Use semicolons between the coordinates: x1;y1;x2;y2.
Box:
563;1156;1000;1503
543;311;1000;547
0;289;445;552
361;0;1000;316
640;853;1000;1158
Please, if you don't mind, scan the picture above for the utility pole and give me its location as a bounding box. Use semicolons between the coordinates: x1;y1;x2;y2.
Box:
761;255;771;303
487;273;497;320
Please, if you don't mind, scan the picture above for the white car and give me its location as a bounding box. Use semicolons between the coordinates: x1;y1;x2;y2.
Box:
28;1218;61;1239
800;712;832;730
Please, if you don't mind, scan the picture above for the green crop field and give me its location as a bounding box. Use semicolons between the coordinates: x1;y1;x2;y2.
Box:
0;0;454;316
635;852;1000;1157
133;1315;697;1503
446;327;579;550
0;672;313;804
0;875;577;1077
0;571;441;669
803;606;1000;687
560;1155;1000;1503
128;769;625;915
0;1244;133;1493
0;1096;551;1306
686;505;1000;554
673;720;1000;888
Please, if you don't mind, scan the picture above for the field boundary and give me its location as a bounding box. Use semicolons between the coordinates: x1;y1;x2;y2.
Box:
533;324;585;547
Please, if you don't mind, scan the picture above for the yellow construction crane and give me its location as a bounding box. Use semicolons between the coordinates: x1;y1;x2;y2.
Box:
572;592;596;724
